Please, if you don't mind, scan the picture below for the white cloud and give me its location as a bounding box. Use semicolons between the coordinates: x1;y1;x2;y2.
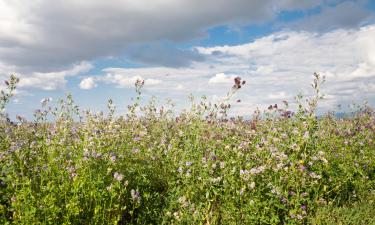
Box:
17;61;92;90
208;73;236;84
100;73;162;88
89;25;375;115
0;0;330;72
79;77;97;90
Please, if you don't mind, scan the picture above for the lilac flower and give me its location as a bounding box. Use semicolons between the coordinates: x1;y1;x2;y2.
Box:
303;131;309;139
109;152;117;162
133;136;141;142
114;172;124;181
299;164;307;171
249;166;265;175
131;189;141;203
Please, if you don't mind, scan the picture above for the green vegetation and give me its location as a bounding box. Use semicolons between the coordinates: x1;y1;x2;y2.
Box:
0;74;374;224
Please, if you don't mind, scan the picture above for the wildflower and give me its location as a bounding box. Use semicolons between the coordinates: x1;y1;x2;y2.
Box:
240;169;250;181
249;181;255;189
309;172;321;179
249;166;265;175
114;172;124;181
173;212;180;221
185;161;192;167
131;189;141;203
40;97;52;106
211;177;222;183
178;196;189;207
233;77;243;89
177;167;183;173
210;152;217;161
303;131;309;139
271;187;280;195
133;136;141;141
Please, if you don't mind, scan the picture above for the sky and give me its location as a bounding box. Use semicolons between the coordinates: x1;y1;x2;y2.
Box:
1;0;375;118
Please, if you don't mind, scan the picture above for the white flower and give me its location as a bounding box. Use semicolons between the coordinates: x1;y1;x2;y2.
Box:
113;172;124;181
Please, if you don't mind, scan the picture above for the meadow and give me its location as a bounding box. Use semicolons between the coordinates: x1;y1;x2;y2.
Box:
0;74;374;224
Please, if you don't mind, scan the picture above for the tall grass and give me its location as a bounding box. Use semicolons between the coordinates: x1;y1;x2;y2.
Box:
0;74;374;224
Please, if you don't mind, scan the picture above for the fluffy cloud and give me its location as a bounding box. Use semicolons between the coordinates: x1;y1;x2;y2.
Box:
100;73;162;88
0;0;333;72
17;61;93;90
209;73;237;84
86;25;375;114
79;77;97;90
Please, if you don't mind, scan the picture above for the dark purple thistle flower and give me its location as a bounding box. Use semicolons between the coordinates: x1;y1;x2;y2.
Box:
281;110;294;118
233;77;244;89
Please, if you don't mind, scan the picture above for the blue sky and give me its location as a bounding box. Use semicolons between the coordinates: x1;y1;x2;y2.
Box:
1;0;375;119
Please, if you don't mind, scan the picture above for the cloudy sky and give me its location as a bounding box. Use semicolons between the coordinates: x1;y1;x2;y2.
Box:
1;0;375;118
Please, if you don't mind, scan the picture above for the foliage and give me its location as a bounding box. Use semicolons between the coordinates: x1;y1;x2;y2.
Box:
0;74;374;224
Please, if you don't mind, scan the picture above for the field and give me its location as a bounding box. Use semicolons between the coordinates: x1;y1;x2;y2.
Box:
1;74;374;224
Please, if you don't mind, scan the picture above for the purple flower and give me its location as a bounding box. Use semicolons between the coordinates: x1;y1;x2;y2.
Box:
299;164;307;171
133;136;141;142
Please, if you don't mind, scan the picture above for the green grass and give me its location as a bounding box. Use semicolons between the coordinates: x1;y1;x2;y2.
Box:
310;191;375;225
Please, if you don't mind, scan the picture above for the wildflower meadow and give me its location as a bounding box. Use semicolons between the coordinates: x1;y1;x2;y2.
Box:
0;74;374;224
